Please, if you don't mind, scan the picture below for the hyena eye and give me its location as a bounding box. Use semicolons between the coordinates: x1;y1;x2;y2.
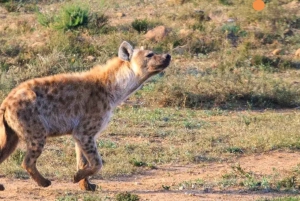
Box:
145;52;154;58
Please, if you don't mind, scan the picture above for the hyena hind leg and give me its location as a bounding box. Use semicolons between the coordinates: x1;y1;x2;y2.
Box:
22;138;51;187
75;142;97;191
73;136;102;189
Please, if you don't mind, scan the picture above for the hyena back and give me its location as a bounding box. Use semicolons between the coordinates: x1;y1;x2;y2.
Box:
0;41;171;191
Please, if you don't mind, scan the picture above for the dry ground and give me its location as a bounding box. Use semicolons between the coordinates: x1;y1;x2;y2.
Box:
1;150;300;201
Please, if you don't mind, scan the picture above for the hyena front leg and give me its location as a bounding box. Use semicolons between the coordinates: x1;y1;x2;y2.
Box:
73;135;102;190
21;137;51;187
75;142;97;191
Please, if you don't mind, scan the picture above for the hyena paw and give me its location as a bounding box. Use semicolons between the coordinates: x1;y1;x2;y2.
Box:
73;173;81;183
38;179;51;187
79;179;97;191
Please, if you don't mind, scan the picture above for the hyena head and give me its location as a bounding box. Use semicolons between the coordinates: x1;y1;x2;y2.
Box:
118;41;171;81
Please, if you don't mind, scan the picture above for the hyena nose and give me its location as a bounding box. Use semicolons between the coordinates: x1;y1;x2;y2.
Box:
164;54;171;60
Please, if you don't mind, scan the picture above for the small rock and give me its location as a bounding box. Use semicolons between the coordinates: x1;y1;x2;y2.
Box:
116;12;125;18
227;18;235;23
173;45;187;55
272;48;282;55
144;26;170;42
0;184;4;191
178;186;184;190
86;56;96;62
295;49;300;57
30;42;45;49
135;182;141;185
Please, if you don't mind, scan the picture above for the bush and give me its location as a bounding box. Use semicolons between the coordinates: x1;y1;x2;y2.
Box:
131;19;149;33
37;5;112;34
37;5;89;31
53;5;89;31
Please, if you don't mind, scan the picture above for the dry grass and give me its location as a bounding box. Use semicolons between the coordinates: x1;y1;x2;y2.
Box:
0;0;300;195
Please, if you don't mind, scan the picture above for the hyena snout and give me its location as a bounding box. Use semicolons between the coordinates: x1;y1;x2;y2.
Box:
164;54;171;60
162;54;171;66
151;53;171;71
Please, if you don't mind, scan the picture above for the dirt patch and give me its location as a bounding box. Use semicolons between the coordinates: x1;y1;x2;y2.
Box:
0;151;299;201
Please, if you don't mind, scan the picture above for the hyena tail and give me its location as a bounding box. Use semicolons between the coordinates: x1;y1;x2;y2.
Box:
0;110;19;190
0;111;19;164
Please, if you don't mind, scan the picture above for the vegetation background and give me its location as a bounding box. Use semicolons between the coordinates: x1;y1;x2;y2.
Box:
0;0;300;200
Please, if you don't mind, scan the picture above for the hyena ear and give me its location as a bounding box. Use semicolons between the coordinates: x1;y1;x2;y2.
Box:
118;41;134;61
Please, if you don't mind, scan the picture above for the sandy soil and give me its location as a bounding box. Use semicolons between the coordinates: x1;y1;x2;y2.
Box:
1;151;299;201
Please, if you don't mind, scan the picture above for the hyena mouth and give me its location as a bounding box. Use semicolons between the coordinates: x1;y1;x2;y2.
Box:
153;54;171;71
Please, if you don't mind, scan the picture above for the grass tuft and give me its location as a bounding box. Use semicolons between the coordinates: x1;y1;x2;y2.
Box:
115;192;140;201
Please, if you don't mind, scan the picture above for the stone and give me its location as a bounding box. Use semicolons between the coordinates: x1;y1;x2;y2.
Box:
116;12;125;18
173;45;187;55
295;49;300;57
144;26;170;42
86;56;96;62
30;42;45;49
272;48;282;55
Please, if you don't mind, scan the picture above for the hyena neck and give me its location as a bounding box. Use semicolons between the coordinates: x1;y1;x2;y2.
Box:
89;58;143;106
110;65;141;106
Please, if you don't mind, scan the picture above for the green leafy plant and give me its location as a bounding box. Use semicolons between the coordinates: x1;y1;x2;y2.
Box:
131;19;149;33
53;5;89;31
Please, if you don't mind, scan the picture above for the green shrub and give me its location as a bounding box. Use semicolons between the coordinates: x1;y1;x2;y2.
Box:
53;5;89;31
131;19;149;33
37;5;89;31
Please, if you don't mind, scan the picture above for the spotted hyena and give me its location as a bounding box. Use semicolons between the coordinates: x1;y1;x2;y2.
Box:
0;41;171;191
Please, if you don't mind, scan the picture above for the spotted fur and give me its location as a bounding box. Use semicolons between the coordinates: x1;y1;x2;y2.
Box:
0;41;171;191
